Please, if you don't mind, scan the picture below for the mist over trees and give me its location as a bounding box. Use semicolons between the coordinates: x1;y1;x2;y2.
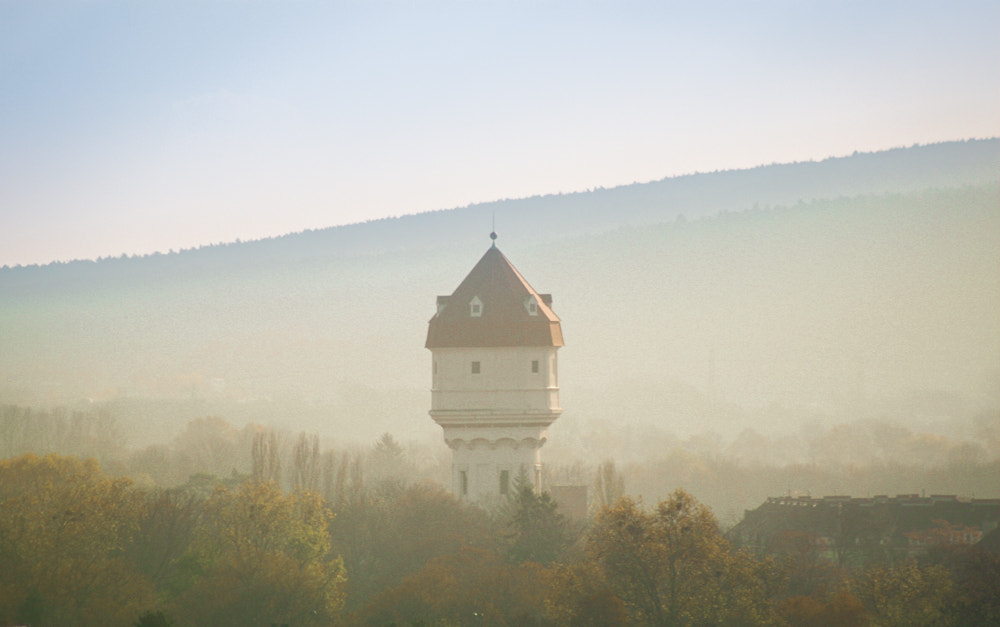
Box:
0;140;998;624
1;437;997;625
1;142;997;455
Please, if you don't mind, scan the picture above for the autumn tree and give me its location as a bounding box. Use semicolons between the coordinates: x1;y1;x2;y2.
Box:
852;561;953;626
587;490;780;626
905;518;984;566
329;479;493;611
946;545;1000;626
0;454;154;627
126;488;205;598
544;561;628;627
776;589;866;627
360;546;550;626
766;530;842;598
171;480;346;627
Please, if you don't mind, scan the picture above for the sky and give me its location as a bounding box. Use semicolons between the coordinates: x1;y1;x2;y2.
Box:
1;1;998;267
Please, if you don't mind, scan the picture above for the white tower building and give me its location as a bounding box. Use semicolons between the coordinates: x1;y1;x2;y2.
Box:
426;235;564;500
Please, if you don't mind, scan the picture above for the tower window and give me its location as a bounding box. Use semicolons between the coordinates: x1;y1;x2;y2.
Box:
524;296;539;316
500;470;510;496
471;361;481;374
470;296;483;317
531;360;539;373
460;471;468;497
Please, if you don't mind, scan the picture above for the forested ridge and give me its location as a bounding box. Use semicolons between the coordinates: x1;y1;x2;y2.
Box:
1;183;996;453
1;145;997;453
2;139;997;277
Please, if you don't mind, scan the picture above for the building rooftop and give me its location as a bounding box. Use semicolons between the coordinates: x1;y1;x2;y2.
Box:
729;493;1000;559
426;244;564;349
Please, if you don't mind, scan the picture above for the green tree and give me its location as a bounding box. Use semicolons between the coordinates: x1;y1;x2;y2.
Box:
369;431;410;483
505;482;571;565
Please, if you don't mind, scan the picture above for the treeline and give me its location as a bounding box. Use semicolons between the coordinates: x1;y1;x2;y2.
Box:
2;450;998;627
570;412;1000;525
0;454;344;627
0;404;124;463
4;404;999;525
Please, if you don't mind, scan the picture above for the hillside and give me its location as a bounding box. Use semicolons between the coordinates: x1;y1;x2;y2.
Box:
3;139;997;274
0;139;997;452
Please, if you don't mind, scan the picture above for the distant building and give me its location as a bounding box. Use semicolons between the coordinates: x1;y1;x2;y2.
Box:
426;234;564;501
728;494;1000;564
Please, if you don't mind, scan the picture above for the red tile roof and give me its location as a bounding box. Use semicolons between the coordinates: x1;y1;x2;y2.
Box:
426;245;564;348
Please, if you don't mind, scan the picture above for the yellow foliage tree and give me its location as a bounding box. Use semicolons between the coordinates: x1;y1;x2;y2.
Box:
0;453;155;627
543;560;629;626
172;480;346;627
360;546;550;626
587;490;781;626
852;561;953;627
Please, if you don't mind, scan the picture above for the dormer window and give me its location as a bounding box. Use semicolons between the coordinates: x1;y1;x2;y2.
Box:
524;296;539;316
470;296;483;317
436;296;449;315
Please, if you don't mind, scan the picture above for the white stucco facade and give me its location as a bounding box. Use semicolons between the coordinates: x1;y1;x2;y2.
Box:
429;347;561;499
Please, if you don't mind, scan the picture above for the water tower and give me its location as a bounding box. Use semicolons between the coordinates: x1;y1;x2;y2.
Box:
426;235;563;500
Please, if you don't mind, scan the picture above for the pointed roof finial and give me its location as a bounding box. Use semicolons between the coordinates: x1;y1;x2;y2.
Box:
489;231;498;247
490;212;497;247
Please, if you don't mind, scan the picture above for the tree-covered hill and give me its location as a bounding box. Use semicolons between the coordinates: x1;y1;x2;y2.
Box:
0;139;997;451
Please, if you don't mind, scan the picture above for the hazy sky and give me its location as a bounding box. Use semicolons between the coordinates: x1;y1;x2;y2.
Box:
1;1;997;267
